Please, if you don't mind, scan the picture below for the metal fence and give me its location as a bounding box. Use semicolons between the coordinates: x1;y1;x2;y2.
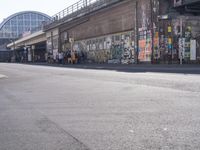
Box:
47;0;121;26
52;0;95;21
183;0;200;5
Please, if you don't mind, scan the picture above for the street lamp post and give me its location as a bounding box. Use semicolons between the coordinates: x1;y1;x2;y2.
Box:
150;0;154;64
180;18;183;65
135;0;139;64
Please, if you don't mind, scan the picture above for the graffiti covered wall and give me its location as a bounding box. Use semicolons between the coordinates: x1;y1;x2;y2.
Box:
73;31;135;64
137;0;160;62
57;0;200;64
137;0;151;62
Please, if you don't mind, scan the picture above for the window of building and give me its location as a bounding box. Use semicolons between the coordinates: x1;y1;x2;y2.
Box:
24;20;29;26
24;13;30;20
31;13;36;20
38;15;43;20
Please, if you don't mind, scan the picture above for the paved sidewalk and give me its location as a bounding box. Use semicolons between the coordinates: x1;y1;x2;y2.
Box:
24;62;200;74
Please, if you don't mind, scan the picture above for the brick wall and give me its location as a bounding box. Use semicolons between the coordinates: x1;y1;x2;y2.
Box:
59;0;136;41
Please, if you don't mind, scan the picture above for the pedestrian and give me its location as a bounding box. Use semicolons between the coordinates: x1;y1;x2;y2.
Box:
45;53;48;62
75;51;78;64
67;50;71;64
71;51;76;64
81;51;85;63
61;51;64;64
21;56;24;63
58;52;62;64
53;52;57;63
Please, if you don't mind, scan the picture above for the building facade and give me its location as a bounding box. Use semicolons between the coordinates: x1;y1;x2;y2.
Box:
12;0;200;64
45;0;137;64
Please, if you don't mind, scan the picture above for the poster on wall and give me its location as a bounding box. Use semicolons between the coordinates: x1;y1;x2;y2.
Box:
179;38;185;59
138;30;152;62
184;27;192;59
190;40;196;61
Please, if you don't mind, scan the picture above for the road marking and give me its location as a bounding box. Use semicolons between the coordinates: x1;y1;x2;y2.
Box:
0;74;8;79
129;130;134;133
163;128;168;131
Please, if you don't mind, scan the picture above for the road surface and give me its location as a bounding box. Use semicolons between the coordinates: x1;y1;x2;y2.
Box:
0;63;200;150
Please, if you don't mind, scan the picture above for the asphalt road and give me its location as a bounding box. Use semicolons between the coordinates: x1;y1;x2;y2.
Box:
0;63;200;150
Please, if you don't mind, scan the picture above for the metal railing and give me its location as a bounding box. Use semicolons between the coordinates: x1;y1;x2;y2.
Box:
30;20;52;33
183;0;200;5
52;0;95;21
174;0;200;7
45;0;121;29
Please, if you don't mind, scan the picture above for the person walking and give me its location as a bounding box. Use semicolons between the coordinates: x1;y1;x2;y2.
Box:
61;52;64;64
67;50;71;64
58;52;62;64
71;51;76;64
75;51;78;64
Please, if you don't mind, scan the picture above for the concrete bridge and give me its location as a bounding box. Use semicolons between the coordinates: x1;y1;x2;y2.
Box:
7;30;45;50
7;30;46;62
6;0;200;64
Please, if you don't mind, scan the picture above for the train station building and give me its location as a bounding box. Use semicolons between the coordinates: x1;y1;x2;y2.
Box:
0;11;51;62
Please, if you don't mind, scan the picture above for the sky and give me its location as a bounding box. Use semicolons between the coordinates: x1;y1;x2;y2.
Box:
0;0;80;22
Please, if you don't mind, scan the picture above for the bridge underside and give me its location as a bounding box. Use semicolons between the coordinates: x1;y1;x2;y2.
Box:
175;0;200;14
14;41;46;63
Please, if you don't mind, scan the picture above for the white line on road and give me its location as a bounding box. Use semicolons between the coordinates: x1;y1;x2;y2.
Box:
0;74;8;79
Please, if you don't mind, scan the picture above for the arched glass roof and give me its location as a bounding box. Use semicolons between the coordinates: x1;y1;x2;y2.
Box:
0;11;51;39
